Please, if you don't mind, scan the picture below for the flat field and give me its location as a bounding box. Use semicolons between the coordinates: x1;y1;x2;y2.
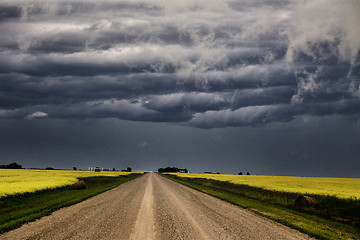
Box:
168;173;360;199
0;169;135;198
0;170;143;233
163;173;360;239
1;173;314;240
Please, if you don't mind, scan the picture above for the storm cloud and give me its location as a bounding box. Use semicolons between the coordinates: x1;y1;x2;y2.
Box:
0;0;359;128
1;0;360;176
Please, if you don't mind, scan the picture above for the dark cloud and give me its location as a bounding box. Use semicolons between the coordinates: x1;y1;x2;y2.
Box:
0;0;359;175
0;5;22;21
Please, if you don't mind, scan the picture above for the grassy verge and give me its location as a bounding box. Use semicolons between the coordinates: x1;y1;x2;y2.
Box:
162;174;360;240
0;173;144;234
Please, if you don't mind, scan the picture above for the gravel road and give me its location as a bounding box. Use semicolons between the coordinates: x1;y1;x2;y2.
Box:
1;173;313;240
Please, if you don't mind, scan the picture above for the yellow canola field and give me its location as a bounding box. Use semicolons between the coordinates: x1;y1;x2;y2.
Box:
0;169;135;198
169;173;360;199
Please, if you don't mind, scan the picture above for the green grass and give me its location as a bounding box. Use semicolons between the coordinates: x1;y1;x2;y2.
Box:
163;174;360;240
0;173;144;234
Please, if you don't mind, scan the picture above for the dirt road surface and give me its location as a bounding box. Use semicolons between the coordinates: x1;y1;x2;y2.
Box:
1;173;313;240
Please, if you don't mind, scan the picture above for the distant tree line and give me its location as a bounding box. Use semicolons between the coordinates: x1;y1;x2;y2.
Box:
87;167;132;172
158;167;188;173
0;162;22;169
238;172;251;175
121;167;132;172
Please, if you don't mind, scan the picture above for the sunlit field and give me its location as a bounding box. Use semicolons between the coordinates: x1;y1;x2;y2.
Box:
0;169;136;198
164;173;360;239
168;173;360;199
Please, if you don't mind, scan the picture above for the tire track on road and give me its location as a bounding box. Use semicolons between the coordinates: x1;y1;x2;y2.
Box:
130;173;155;240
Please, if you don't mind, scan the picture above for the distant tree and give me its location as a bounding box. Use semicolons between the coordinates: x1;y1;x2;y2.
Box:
158;167;179;173
73;167;77;171
238;172;242;175
46;167;54;170
127;167;132;172
216;172;220;174
0;162;22;169
246;172;250;175
112;168;116;171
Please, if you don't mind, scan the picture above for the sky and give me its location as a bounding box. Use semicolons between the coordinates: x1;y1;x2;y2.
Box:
0;0;359;177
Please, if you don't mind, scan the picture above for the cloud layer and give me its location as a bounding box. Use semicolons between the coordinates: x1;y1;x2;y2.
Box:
1;0;359;128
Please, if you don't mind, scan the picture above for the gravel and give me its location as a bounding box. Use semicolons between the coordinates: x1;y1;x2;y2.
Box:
1;173;313;240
